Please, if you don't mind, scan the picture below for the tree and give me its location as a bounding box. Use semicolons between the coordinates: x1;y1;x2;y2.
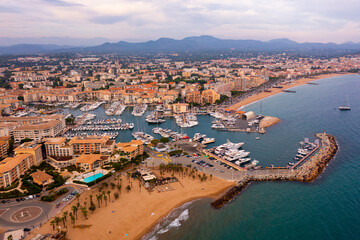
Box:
117;184;122;194
76;193;80;204
18;83;24;89
89;202;96;213
7;235;13;240
126;185;131;192
69;212;75;227
17;96;24;101
107;190;111;202
63;211;68;222
81;207;88;219
50;220;56;231
151;139;160;146
114;192;119;200
96;194;101;208
61;216;66;228
103;194;108;207
71;205;78;219
20;138;33;144
160;137;170;143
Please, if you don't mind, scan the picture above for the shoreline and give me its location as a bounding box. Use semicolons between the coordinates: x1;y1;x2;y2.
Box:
228;72;355;111
137;184;233;240
28;170;235;240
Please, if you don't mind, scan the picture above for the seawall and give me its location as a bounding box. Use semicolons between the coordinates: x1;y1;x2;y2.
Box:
211;133;338;209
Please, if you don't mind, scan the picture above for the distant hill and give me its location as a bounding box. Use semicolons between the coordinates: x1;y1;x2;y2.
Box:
0;37;110;47
84;35;360;53
1;35;360;55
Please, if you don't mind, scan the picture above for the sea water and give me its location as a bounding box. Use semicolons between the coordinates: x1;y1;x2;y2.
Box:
143;74;360;240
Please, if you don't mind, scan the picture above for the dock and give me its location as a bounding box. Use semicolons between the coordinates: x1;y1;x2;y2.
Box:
211;132;338;209
202;149;245;172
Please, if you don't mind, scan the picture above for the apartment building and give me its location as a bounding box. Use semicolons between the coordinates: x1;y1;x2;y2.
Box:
115;140;144;160
43;137;73;157
0;154;34;188
171;103;189;114
201;89;221;104
14;142;43;166
0;136;10;160
13;120;64;142
75;154;109;172
68;136;115;155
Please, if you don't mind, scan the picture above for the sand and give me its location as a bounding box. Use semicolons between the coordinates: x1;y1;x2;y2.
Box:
28;170;235;240
228;73;354;111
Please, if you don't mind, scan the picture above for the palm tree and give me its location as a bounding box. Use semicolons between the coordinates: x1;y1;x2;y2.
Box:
76;193;80;204
114;192;119;200
96;194;101;208
63;211;68;222
139;181;142;192
61;216;66;228
71;206;78;220
50;220;56;231
126;185;131;192
69;213;75;228
81;207;88;219
104;195;108;207
107;190;111;201
89;194;93;205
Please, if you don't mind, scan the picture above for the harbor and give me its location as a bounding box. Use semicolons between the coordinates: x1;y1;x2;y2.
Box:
211;132;338;209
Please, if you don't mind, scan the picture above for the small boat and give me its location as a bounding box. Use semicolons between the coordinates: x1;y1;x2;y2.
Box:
255;137;260;140
339;96;351;111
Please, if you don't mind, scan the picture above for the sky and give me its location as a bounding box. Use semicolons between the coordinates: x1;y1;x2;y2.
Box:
1;0;359;44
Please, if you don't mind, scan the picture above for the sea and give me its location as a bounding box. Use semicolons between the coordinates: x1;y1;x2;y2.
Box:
63;74;360;240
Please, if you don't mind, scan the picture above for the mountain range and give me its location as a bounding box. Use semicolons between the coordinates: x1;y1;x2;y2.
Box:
1;35;360;55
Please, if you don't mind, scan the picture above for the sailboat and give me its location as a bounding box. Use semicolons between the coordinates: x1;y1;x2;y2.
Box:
339;96;351;111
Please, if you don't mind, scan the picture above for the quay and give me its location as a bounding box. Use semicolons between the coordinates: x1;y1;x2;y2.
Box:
211;132;338;209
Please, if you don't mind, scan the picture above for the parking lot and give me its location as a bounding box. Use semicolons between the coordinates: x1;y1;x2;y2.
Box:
145;151;247;181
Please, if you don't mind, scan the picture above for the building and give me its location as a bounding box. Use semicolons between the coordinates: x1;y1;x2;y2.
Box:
31;170;54;186
185;89;201;104
171;103;189;114
75;154;109;172
44;137;73;157
201;89;220;104
68;136;115;155
13;120;65;142
0;136;10;159
14;142;43;165
115;140;144;160
0;154;34;188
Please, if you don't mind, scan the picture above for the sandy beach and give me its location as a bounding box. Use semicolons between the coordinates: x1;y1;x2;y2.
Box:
228;73;355;111
28;170;235;240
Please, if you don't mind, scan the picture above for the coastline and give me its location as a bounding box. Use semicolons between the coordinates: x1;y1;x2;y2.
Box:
28;170;235;240
228;72;355;111
137;183;234;240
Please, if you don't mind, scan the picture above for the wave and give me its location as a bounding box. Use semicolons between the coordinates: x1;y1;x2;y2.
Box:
157;209;189;234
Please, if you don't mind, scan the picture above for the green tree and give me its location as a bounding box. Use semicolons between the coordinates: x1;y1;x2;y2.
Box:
71;205;78;219
151;139;160;146
81;206;88;219
160;137;170;143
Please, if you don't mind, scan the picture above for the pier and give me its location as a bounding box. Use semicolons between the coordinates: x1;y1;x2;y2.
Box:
211;132;338;209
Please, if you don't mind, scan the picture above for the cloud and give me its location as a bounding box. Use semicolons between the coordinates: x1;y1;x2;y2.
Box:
41;0;84;7
91;15;129;24
0;0;359;43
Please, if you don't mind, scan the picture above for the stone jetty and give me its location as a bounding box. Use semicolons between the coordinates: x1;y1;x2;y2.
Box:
211;132;338;209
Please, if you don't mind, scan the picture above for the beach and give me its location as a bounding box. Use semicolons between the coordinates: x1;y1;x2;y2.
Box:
228;73;355;111
27;170;235;240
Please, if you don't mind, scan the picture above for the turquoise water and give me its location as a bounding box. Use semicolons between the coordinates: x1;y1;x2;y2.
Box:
82;173;104;183
143;74;360;240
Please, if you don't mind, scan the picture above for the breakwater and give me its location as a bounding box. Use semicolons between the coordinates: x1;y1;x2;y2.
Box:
211;133;338;209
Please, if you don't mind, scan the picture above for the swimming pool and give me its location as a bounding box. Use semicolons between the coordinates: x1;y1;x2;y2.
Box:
82;173;104;183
